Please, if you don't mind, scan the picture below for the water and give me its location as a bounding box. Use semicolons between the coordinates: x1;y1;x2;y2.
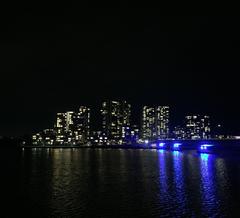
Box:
1;148;240;217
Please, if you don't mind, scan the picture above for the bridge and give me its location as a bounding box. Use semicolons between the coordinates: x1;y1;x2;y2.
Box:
142;139;240;152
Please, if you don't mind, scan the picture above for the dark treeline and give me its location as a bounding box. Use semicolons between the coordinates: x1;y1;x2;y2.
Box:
0;135;31;147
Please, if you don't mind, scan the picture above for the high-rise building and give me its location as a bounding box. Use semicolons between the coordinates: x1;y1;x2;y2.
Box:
71;106;90;144
185;115;211;139
157;106;170;139
141;106;156;140
55;107;90;145
56;112;67;144
101;100;131;144
141;106;170;140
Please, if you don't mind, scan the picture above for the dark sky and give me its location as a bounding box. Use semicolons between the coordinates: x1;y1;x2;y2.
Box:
1;8;240;136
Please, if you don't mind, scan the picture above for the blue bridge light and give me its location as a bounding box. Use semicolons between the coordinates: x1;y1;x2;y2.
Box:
199;144;215;153
200;144;214;150
159;143;165;148
173;143;182;150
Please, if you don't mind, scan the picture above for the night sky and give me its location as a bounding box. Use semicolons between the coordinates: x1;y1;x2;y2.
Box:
1;9;240;136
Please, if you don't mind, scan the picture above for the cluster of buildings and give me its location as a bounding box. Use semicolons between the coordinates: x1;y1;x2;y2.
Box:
32;100;213;146
173;115;211;140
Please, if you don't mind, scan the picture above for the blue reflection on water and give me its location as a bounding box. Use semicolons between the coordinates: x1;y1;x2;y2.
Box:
200;153;209;161
157;149;172;212
158;150;168;193
199;153;218;216
172;150;187;215
158;149;165;154
158;150;188;215
173;150;180;156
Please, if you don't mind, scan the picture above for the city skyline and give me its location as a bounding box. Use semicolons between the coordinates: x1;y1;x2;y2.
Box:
32;100;232;146
1;7;240;218
0;99;233;138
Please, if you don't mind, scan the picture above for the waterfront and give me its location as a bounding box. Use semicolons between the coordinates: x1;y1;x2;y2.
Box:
1;148;240;217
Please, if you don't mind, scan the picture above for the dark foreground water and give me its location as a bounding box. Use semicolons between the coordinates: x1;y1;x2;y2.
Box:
1;148;240;217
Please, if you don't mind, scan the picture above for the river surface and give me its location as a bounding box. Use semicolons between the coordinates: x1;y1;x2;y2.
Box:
1;148;240;217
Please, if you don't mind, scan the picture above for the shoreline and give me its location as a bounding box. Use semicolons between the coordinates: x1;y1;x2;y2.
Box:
22;139;240;148
20;140;240;152
17;139;240;157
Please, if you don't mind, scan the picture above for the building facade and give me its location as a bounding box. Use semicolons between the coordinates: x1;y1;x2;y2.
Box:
71;106;90;144
101;101;131;144
185;115;211;139
173;125;186;139
141;106;170;140
55;107;90;145
32;129;55;146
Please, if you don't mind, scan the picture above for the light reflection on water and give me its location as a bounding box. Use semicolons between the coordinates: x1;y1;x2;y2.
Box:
158;150;168;205
199;153;219;217
172;151;187;216
157;150;237;217
14;148;240;217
